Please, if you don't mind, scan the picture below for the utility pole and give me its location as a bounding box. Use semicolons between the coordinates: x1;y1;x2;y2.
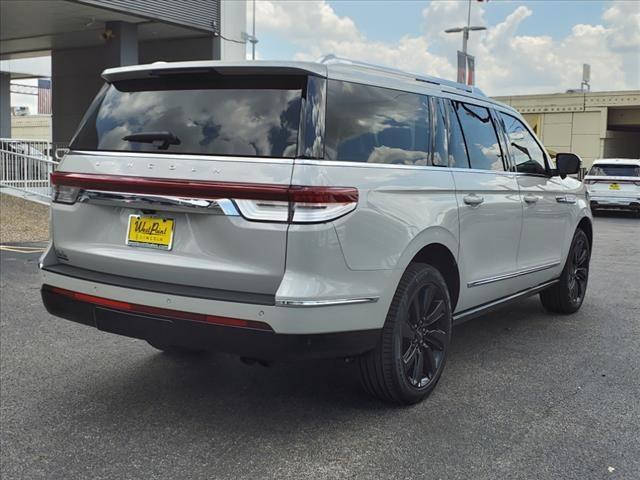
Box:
251;0;256;60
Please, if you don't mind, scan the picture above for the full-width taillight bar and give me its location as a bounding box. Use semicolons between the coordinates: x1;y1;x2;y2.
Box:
50;171;358;223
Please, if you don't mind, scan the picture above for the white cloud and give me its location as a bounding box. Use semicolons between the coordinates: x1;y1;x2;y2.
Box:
252;0;640;95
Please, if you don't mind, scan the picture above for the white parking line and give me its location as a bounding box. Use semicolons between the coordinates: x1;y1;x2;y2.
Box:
0;245;46;254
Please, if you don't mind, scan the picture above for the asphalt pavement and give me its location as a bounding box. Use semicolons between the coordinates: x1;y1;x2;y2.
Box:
1;213;639;480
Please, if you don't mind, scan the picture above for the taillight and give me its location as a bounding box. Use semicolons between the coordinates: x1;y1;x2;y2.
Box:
289;186;358;223
234;188;358;223
234;199;290;222
50;172;358;224
52;184;81;204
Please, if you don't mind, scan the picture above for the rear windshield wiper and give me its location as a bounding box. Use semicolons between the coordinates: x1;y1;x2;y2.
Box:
123;131;181;150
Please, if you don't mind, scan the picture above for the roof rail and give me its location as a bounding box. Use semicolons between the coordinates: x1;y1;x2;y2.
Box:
317;54;485;96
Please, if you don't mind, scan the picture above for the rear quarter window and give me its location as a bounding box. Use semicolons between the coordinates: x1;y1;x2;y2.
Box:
324;80;431;165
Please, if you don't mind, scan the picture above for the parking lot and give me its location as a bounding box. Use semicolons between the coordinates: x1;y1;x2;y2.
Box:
1;212;638;480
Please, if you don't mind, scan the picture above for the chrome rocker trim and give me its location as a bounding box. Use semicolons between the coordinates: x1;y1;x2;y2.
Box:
276;297;380;307
453;279;559;324
467;261;560;288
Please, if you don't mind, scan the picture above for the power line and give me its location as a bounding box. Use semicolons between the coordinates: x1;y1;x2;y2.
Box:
214;32;246;44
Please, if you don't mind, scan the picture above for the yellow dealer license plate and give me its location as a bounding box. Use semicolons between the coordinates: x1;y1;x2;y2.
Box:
609;183;620;190
126;215;175;250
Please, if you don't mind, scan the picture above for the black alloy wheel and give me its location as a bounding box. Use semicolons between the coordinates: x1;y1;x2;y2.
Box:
540;228;591;314
567;233;589;305
358;263;452;404
400;283;448;389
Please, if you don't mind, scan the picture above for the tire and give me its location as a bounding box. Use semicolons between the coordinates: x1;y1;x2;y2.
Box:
146;340;205;355
540;228;590;314
358;263;452;405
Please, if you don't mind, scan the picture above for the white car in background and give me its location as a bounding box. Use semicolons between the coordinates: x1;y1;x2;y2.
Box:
585;159;640;215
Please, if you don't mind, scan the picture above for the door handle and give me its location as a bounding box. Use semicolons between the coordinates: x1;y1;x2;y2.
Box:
556;195;576;204
463;194;484;206
523;194;539;204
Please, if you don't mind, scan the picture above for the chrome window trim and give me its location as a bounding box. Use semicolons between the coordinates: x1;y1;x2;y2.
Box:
276;297;379;307
295;159;519;176
68;150;296;165
467;261;561;288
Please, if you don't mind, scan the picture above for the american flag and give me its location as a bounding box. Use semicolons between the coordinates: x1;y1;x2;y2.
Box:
37;78;52;114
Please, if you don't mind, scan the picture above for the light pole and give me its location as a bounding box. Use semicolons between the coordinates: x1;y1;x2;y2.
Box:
445;25;486;57
251;0;257;60
444;0;486;57
242;0;258;59
444;0;486;84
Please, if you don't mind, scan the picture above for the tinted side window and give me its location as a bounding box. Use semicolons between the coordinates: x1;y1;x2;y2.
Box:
299;75;326;159
453;101;504;171
325;80;430;165
432;97;447;167
445;99;470;168
499;112;547;175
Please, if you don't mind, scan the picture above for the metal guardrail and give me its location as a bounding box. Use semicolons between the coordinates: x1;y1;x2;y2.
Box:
0;138;61;201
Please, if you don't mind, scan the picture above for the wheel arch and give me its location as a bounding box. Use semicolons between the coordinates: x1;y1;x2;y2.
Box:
577;216;593;249
409;243;460;312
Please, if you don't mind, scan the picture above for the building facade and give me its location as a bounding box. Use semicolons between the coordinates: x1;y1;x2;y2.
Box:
1;0;247;142
494;90;640;168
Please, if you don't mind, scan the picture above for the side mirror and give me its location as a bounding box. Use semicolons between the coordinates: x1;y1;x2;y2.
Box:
555;153;581;179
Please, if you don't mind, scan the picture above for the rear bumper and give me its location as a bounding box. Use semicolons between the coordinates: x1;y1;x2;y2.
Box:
590;195;640;209
41;285;380;360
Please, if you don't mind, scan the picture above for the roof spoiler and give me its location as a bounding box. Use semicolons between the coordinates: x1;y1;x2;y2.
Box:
102;60;328;83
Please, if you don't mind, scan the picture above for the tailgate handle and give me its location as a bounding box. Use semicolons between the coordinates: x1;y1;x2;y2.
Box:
78;190;240;215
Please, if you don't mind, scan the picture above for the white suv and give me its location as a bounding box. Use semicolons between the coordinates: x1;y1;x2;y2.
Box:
41;57;592;404
585;158;640;215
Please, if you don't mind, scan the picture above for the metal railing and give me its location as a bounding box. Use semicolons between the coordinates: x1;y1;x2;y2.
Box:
0;138;61;201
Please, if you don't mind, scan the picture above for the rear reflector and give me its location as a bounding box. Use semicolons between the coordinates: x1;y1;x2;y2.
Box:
45;285;273;331
51;171;358;223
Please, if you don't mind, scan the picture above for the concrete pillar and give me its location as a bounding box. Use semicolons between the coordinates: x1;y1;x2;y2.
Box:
104;22;139;67
52;21;138;143
0;72;10;138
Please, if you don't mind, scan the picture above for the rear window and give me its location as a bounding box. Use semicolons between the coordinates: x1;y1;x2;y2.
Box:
588;164;640;177
70;74;306;158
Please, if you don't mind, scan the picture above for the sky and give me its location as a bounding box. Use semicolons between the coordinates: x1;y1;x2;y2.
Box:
247;0;640;96
10;0;640;113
